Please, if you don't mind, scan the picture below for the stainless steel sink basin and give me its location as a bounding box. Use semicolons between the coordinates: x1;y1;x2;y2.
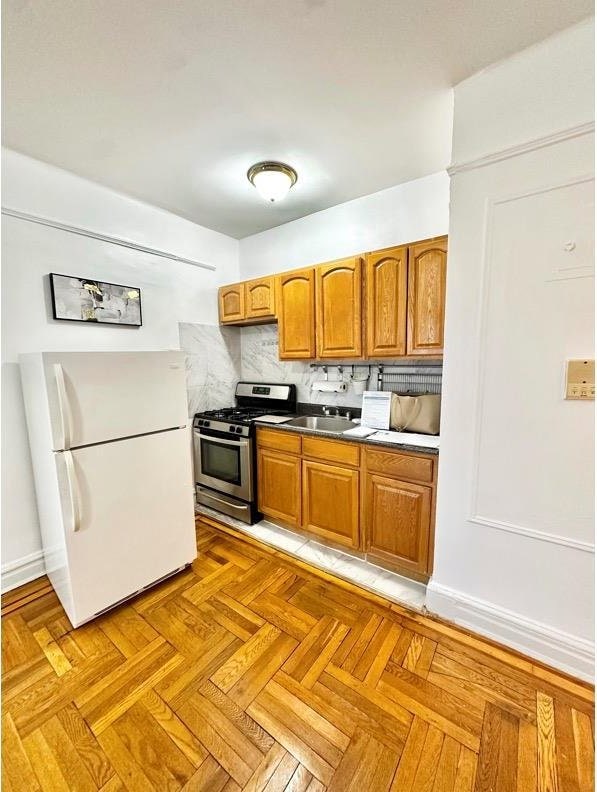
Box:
286;415;356;433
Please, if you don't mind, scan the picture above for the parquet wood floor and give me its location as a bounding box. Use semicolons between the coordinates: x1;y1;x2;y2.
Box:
2;519;594;791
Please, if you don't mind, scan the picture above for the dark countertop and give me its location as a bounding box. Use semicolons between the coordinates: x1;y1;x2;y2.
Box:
254;418;439;455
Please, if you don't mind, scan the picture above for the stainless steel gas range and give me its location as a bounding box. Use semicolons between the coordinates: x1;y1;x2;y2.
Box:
192;382;297;524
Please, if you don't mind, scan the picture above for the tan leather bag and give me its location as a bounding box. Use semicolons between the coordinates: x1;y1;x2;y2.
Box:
390;393;441;435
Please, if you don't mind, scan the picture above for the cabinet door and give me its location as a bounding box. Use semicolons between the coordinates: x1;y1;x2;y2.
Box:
257;448;301;527
407;237;447;356
316;257;363;358
276;268;315;359
302;460;359;549
364;473;431;576
365;246;407;357
245;277;276;320
219;283;245;324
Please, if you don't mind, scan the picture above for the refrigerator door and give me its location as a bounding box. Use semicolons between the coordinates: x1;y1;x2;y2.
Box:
42;351;189;450
55;426;196;626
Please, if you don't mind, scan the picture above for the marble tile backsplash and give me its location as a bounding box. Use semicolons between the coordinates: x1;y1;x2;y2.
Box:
178;322;241;416
179;322;439;417
240;324;370;408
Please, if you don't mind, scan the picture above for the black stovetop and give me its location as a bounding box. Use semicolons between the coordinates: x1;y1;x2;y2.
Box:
196;406;292;425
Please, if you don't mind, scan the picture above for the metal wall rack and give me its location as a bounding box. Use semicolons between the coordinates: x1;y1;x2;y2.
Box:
309;361;442;395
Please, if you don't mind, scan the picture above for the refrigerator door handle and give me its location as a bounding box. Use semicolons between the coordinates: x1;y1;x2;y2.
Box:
64;450;82;532
54;363;72;450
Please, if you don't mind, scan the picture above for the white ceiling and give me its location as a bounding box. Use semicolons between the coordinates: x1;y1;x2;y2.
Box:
2;1;593;238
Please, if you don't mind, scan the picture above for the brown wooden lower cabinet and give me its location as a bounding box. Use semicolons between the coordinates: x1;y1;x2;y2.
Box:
364;472;432;577
302;460;360;549
257;447;301;527
256;428;436;580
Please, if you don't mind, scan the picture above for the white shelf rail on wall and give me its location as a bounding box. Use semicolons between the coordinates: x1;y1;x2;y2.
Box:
309;362;443;395
1;207;216;270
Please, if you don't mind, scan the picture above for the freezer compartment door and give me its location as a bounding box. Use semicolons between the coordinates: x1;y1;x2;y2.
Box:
55;427;196;626
43;351;189;450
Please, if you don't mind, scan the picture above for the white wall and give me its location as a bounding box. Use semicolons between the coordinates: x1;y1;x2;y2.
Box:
1;149;239;589
428;19;595;680
239;171;449;278
451;19;595;167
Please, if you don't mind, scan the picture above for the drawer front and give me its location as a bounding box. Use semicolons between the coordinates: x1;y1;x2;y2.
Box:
364;447;434;483
256;427;302;455
302;435;360;467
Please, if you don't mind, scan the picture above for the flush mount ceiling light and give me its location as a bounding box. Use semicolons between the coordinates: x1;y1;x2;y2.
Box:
247;161;298;203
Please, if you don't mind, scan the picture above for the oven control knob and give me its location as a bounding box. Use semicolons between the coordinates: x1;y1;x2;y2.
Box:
229;425;236;433
203;420;210;427
235;426;242;434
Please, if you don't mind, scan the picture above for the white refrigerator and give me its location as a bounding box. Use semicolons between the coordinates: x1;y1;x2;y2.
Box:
19;350;197;627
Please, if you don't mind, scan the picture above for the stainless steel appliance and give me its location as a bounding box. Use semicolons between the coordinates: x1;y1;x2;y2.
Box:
193;382;296;523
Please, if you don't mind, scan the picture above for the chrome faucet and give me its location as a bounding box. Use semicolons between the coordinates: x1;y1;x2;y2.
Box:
329;406;352;420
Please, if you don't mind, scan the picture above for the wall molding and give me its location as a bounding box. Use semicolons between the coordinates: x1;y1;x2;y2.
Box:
468;514;595;553
1;550;46;594
1;207;216;271
448;121;595;176
468;173;595;556
426;581;595;681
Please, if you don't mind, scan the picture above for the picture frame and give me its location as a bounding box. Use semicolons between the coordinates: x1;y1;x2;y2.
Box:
49;273;142;327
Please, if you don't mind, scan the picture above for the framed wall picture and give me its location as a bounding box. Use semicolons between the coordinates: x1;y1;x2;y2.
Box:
49;273;142;326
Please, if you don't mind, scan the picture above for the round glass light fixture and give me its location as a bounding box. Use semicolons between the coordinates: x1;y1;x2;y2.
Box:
247;161;297;203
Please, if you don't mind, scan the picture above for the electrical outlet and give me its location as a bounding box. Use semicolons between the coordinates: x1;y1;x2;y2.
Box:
565;359;595;400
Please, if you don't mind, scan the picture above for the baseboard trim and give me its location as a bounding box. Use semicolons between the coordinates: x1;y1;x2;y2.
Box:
426;581;594;682
1;550;46;594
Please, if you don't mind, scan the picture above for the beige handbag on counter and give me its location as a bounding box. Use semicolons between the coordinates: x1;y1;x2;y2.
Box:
390;393;441;435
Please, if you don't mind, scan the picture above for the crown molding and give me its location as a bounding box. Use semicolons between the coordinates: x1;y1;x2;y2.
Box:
448;121;595;176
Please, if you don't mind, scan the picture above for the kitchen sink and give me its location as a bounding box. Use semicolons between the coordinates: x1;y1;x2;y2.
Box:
286;415;356;433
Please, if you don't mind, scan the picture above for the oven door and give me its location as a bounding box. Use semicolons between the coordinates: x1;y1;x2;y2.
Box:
193;431;252;502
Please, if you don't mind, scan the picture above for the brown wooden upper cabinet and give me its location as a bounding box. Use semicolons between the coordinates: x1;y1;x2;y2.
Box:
218;276;276;325
276;268;316;359
218;283;245;324
406;237;447;357
365;245;408;358
218;235;447;358
245;277;276;320
316;257;363;358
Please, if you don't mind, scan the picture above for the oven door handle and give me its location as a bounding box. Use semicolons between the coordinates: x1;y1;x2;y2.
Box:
196;432;250;448
198;490;250;511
